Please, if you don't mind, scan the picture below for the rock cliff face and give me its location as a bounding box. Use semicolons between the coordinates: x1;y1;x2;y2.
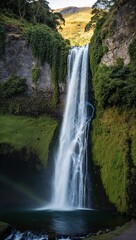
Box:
0;26;65;97
0;28;53;93
101;0;136;66
0;25;67;117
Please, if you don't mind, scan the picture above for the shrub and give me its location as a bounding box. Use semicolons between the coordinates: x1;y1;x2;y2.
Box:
0;76;26;98
93;63;136;109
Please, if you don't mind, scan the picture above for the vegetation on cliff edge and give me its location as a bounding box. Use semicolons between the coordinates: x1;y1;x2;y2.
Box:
0;76;26;98
0;0;64;30
26;25;69;105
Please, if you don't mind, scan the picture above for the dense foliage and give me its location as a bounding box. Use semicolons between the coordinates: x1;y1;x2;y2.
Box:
90;18;106;75
26;25;69;105
94;62;136;109
0;0;64;30
0;76;26;98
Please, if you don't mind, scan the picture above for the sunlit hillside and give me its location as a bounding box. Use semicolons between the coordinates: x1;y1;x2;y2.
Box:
55;6;93;46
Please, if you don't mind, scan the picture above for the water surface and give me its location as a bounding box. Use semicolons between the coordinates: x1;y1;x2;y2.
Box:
0;208;128;236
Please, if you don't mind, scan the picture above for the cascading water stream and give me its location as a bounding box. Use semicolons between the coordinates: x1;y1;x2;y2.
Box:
51;45;94;209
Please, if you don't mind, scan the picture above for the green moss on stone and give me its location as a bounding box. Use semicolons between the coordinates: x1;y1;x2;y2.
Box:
91;108;136;213
0;114;58;165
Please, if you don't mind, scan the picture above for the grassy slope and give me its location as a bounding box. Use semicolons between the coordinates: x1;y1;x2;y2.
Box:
91;108;136;212
0;115;58;165
57;7;93;46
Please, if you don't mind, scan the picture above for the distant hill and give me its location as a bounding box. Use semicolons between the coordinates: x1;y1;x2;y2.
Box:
55;6;93;46
56;6;89;15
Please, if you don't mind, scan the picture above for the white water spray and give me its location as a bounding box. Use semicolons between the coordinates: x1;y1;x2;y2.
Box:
51;45;94;209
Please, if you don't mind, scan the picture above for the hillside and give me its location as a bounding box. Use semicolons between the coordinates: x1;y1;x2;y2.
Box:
55;6;94;46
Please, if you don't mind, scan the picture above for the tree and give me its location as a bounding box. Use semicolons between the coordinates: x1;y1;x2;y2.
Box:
93;0;115;10
85;0;116;32
17;0;28;19
0;0;65;30
0;0;19;14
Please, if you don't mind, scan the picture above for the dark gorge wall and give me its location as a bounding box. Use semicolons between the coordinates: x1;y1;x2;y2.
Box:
89;0;136;215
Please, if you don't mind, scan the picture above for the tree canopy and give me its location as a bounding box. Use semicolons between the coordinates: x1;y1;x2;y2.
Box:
0;0;64;30
93;0;115;10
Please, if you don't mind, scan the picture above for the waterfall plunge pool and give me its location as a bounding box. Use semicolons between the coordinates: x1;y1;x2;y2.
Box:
0;208;129;239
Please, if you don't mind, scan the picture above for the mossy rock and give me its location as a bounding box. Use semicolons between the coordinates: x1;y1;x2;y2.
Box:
91;108;136;214
0;114;58;165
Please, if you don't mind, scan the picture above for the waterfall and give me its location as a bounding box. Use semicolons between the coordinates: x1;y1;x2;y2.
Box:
51;45;94;209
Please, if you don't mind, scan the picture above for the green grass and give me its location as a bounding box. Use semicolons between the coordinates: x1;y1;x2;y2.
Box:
0;115;58;165
84;221;132;240
91;108;136;213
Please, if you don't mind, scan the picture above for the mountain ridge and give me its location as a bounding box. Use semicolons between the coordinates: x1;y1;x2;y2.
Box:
54;6;91;15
